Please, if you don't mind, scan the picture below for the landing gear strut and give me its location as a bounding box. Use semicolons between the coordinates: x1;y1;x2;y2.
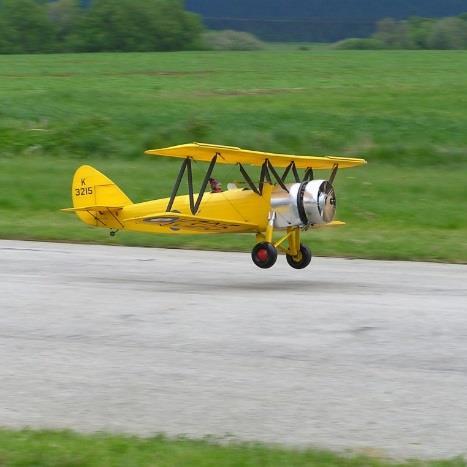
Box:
251;221;312;269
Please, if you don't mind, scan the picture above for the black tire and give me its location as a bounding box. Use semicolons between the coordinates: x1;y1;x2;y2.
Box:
251;242;277;269
286;244;312;269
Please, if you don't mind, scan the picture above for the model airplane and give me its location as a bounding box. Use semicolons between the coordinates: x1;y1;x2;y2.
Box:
63;142;366;268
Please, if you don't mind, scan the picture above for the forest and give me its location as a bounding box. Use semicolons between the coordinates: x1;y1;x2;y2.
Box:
0;0;203;53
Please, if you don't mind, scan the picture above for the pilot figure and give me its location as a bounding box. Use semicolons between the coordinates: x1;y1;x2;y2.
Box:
209;178;222;193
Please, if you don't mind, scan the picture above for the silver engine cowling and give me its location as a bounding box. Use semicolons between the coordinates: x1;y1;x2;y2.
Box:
270;180;336;229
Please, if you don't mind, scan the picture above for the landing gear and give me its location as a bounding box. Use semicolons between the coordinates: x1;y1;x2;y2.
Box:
252;222;312;269
286;244;312;269
251;242;277;269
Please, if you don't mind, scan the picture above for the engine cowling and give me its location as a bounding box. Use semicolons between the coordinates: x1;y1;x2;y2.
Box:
270;180;336;229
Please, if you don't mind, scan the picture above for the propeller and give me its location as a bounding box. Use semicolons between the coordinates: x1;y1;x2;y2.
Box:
317;180;336;222
329;163;338;185
317;164;338;223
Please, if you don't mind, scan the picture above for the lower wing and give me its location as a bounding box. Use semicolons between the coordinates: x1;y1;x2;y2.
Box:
124;212;260;233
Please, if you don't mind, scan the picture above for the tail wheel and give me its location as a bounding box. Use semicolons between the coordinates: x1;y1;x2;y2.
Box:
252;242;277;269
286;244;312;269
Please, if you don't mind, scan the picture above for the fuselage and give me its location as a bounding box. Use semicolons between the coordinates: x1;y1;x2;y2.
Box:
92;179;336;235
120;185;272;234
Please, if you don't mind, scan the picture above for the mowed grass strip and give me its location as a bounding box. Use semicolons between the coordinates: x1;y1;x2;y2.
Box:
0;429;464;467
0;50;466;262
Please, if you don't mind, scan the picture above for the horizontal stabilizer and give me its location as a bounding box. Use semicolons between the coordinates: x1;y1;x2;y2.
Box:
124;212;259;233
61;205;124;213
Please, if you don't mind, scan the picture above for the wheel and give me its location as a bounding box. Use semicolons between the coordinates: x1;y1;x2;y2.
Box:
251;242;277;269
286;244;312;269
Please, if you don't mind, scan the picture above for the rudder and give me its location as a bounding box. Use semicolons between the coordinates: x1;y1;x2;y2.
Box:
66;165;132;228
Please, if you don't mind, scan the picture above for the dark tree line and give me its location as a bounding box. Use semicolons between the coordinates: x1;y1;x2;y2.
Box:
185;0;467;42
186;0;467;20
0;0;203;53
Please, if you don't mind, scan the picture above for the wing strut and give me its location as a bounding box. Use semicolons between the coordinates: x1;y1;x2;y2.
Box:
239;159;292;195
259;161;272;195
187;157;194;213
166;154;218;215
266;160;289;193
238;163;260;195
192;153;218;214
303;167;314;181
166;157;189;212
281;161;300;183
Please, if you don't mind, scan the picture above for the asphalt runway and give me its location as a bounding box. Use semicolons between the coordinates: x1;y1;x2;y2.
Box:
1;239;466;459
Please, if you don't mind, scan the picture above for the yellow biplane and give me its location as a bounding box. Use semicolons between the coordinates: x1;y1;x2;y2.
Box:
63;142;366;269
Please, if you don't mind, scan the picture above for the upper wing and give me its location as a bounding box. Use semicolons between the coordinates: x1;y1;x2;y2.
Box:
145;142;367;169
124;212;259;233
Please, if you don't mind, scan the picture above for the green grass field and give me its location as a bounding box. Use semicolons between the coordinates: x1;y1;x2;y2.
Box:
0;50;466;262
0;429;464;467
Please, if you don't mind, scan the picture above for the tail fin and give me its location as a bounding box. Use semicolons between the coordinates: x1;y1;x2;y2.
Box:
63;165;132;228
